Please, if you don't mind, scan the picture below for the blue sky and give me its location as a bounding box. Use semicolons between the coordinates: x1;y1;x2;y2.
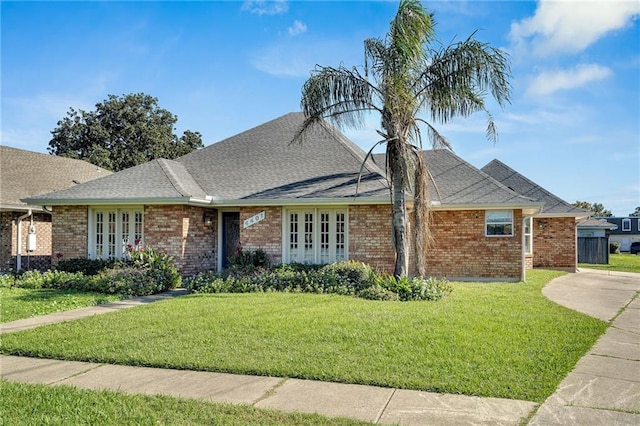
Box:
2;0;639;216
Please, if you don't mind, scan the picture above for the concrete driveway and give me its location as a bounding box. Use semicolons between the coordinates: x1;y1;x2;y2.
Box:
530;269;640;425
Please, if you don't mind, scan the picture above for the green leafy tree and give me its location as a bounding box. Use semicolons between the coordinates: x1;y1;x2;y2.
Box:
628;207;640;217
573;201;613;217
297;0;511;277
49;93;203;171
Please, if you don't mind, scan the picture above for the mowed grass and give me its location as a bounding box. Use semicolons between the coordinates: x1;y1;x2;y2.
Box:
0;270;607;402
0;380;368;426
579;252;640;273
1;287;123;323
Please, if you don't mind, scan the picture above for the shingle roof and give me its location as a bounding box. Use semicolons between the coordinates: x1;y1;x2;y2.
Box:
24;158;209;204
25;113;389;205
21;113;558;214
577;218;618;230
481;159;590;217
0;146;111;211
373;150;538;208
178;112;389;200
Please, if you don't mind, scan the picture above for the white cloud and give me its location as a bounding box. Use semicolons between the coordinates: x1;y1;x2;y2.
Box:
510;0;640;56
527;63;612;96
241;0;288;16
288;20;307;36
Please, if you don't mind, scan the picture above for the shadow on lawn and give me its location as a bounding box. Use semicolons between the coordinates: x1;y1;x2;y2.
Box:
14;289;115;305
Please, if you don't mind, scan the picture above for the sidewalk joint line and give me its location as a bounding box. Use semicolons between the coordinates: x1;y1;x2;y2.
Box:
251;377;288;405
375;388;396;424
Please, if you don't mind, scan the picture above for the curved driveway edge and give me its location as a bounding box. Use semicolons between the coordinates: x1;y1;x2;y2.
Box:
530;269;640;425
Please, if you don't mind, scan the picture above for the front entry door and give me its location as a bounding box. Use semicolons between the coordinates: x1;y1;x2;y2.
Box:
222;212;240;268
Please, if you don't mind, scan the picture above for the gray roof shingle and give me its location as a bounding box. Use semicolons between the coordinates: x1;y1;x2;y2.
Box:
373;150;537;207
481;159;589;216
23;113;559;214
1;146;111;210
178;112;389;200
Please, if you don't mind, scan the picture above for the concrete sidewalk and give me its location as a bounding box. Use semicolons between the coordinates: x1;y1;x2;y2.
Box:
1;270;639;424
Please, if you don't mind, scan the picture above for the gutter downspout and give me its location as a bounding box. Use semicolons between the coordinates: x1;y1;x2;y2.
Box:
16;209;32;271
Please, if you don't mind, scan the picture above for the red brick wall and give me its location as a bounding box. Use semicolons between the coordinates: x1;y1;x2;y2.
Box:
425;210;524;280
239;206;283;265
533;217;577;270
52;205;217;276
144;205;217;276
349;204;396;274
0;212;14;270
52;205;89;267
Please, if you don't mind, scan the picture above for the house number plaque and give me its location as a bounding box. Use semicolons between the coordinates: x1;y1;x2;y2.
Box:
243;211;265;229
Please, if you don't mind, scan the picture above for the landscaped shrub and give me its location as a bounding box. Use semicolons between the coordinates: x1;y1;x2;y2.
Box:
227;245;271;269
375;274;453;301
6;246;180;297
2;270;88;290
184;260;452;302
610;241;621;254
56;258;118;276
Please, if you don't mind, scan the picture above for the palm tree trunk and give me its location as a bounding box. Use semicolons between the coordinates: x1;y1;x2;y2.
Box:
389;142;409;278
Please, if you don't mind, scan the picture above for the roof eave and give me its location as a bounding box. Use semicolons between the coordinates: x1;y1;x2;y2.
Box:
430;202;544;215
21;197;208;206
535;212;591;219
212;196;391;207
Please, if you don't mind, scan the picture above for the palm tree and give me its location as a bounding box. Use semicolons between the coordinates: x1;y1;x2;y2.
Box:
297;0;511;278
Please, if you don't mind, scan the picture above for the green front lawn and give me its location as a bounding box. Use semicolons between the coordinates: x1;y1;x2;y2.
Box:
1;287;123;323
0;270;607;403
0;380;367;426
579;253;640;273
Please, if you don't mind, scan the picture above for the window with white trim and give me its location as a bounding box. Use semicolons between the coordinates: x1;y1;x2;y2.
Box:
485;210;513;237
524;216;533;254
90;208;143;259
285;208;347;264
622;218;631;231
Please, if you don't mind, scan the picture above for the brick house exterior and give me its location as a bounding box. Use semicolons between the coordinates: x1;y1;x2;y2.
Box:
25;113;588;281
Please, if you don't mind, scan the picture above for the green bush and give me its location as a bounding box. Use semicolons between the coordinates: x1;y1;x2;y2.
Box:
56;258;117;276
227;245;271;269
184;261;452;302
610;241;621;254
6;246;180;297
2;270;88;290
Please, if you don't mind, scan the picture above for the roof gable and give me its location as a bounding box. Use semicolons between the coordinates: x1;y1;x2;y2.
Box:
481;159;589;217
176;112;388;200
24;158;208;204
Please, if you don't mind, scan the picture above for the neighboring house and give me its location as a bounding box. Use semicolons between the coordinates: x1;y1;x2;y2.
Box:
23;113;588;281
600;217;640;252
0;146;111;271
576;218;618;264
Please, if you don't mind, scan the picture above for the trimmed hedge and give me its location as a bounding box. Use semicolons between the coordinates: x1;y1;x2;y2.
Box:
184;261;452;302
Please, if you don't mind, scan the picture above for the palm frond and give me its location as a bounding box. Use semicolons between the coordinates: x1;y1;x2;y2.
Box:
295;65;381;144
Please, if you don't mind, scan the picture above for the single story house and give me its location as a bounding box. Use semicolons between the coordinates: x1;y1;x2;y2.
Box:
600;217;640;252
1;146;110;271
23;113;589;281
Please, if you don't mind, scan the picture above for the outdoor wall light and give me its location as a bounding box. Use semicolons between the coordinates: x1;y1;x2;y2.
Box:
203;214;214;228
538;220;548;229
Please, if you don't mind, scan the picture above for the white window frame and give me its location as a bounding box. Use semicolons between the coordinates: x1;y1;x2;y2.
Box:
283;207;348;264
524;216;533;254
485;210;514;237
88;206;144;259
622;218;631;232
